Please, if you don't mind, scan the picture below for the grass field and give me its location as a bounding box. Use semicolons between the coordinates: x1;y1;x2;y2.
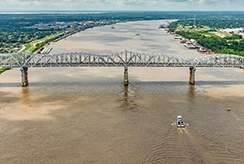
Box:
217;30;232;37
23;43;31;51
20;32;64;52
0;68;10;74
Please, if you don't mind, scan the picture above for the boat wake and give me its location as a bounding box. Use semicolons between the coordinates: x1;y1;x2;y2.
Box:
143;125;244;164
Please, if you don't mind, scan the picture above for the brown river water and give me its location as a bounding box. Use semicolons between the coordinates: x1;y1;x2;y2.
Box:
1;20;244;163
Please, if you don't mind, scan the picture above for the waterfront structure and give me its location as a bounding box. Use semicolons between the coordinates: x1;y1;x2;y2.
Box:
27;20;118;31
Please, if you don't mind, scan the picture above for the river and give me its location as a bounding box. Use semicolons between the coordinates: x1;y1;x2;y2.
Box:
0;20;244;163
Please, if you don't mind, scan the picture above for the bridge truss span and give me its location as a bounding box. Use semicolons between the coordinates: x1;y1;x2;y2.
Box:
192;54;244;68
1;51;244;87
0;50;202;68
1;51;244;68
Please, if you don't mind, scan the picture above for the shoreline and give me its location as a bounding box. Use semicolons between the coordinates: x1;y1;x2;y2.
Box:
36;21;118;53
17;20;118;54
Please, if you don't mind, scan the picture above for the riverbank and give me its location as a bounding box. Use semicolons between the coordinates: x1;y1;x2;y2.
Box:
22;21;118;54
162;28;214;55
20;32;65;53
166;20;244;56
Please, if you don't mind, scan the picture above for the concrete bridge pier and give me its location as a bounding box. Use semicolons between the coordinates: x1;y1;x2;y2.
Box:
20;66;28;87
189;66;196;85
124;67;129;86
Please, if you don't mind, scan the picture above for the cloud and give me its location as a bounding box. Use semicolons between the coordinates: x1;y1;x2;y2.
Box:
1;0;244;11
2;0;160;8
199;0;221;4
166;0;188;2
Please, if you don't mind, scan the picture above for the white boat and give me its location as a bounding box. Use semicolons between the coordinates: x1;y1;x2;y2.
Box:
176;115;185;128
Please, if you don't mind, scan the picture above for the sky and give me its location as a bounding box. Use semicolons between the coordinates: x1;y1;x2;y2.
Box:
0;0;243;11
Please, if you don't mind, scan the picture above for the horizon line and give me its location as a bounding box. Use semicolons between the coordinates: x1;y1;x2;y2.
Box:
1;10;244;12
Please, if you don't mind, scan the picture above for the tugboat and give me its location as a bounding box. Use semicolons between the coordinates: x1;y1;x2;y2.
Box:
176;116;185;128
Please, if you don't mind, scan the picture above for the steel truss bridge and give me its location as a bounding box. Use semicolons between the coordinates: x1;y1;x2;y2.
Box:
1;50;243;86
1;50;244;68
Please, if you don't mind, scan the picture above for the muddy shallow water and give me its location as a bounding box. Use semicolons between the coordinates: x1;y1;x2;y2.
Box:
0;20;244;163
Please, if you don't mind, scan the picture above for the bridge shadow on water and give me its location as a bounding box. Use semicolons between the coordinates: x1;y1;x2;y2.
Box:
1;80;244;87
133;80;244;86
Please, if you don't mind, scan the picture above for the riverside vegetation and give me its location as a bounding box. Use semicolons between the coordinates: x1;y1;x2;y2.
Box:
1;11;244;53
168;18;244;56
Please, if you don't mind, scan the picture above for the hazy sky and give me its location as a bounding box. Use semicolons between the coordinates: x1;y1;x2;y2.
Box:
0;0;243;11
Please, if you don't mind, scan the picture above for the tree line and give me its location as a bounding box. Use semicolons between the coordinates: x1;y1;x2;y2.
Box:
176;31;244;56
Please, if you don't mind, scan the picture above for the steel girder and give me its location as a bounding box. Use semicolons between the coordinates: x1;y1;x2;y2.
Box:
0;51;32;68
1;51;244;68
192;54;244;67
